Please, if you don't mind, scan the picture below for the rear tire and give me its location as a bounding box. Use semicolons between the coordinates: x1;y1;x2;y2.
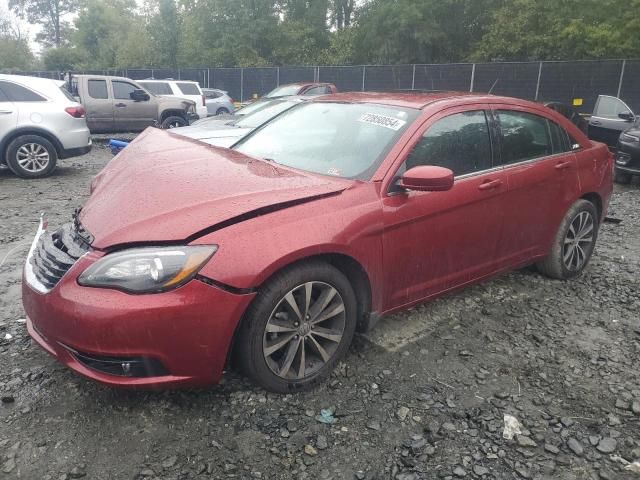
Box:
216;108;230;115
161;116;187;129
536;200;599;280
236;261;357;393
6;135;58;179
614;170;632;184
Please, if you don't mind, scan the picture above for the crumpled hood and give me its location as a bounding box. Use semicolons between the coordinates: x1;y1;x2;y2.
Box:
173;122;252;148
82;128;348;249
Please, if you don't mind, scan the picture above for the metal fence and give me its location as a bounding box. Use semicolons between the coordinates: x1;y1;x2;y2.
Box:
14;59;640;113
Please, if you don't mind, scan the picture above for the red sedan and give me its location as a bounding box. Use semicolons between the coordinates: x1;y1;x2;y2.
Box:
22;92;613;393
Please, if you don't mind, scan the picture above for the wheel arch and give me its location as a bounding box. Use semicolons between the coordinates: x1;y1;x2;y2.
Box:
1;127;63;163
580;192;602;221
160;109;188;123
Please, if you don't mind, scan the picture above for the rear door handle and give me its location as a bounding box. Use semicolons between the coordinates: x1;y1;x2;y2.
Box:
115;103;127;108
591;120;601;126
478;179;503;191
555;161;572;171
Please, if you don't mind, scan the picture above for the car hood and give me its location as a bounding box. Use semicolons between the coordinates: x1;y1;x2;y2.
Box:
173;122;253;147
81;128;348;249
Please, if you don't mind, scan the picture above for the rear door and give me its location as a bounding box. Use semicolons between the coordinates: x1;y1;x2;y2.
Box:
0;82;18;140
111;79;157;131
83;78;113;132
492;107;580;263
589;95;635;147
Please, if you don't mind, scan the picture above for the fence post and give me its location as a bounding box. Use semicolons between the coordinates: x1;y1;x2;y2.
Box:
240;68;244;102
469;63;476;92
362;66;366;91
617;59;626;98
277;67;280;86
411;64;416;90
534;61;543;101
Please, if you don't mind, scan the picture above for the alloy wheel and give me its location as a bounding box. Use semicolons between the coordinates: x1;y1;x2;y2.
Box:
562;211;594;271
16;143;50;173
263;281;346;380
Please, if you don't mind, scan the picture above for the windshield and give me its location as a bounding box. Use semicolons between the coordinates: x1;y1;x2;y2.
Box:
236;98;277;116
234;101;297;128
234;102;418;180
265;85;301;98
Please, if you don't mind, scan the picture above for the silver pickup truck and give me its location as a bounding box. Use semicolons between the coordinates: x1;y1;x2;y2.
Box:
69;75;197;133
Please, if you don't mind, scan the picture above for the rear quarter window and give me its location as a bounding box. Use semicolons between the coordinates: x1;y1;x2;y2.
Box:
0;81;46;102
140;82;173;95
176;82;201;95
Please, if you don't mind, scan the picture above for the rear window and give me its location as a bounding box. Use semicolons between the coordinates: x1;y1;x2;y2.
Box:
88;80;108;99
140;82;173;95
59;86;76;102
176;82;200;95
0;81;46;102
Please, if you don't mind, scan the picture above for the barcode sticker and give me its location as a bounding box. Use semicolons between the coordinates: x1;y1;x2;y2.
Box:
358;113;407;131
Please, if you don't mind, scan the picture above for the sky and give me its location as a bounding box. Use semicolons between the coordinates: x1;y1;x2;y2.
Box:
1;0;42;53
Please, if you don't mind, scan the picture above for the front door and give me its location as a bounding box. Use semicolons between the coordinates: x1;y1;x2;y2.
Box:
111;80;157;131
589;95;635;147
382;107;508;311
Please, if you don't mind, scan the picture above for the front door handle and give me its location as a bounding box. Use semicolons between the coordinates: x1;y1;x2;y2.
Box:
591;120;601;126
478;179;503;191
555;161;572;171
115;103;127;108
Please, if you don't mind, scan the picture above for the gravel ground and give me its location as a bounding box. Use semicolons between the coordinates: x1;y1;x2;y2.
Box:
0;144;639;480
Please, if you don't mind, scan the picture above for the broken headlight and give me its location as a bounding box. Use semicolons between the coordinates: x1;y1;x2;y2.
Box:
78;246;217;293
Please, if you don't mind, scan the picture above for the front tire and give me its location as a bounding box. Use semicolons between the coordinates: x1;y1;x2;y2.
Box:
236;262;357;393
161;116;187;129
6;135;57;179
216;107;230;115
537;199;599;280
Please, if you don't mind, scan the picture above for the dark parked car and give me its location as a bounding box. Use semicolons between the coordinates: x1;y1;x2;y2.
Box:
23;92;612;393
614;121;640;183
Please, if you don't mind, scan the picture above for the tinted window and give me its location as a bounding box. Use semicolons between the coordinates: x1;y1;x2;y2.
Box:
0;81;46;102
303;86;329;96
594;96;632;118
112;81;137;100
0;86;8;102
548;120;571;154
405;110;492;176
140;82;172;95
88;80;108;99
265;85;301;97
176;82;200;95
204;90;221;99
497;110;552;164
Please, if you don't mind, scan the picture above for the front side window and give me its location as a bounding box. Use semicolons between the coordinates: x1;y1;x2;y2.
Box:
140;82;172;95
593;96;632;118
497;110;552;164
0;81;46;102
303;86;330;96
112;81;137;100
405;110;492;176
176;82;200;95
235;102;418;180
88;80;108;99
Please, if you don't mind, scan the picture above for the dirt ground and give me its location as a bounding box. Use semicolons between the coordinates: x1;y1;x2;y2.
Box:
0;144;639;480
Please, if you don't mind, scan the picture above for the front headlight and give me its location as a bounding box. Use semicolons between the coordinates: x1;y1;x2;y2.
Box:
78;245;217;293
621;132;640;143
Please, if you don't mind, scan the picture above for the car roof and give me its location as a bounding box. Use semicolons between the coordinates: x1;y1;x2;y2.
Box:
0;74;62;90
310;91;539;110
140;79;199;84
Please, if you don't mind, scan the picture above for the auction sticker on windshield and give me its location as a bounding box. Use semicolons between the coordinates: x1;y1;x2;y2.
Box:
358;113;407;131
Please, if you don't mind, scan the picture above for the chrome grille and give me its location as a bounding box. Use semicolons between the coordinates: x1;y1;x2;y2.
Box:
30;222;91;290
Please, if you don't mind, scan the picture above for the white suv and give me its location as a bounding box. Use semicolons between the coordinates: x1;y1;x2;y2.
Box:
138;79;208;120
0;74;91;178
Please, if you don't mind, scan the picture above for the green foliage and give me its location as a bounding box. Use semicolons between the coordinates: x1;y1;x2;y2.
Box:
0;10;34;70
8;0;77;47
42;46;83;71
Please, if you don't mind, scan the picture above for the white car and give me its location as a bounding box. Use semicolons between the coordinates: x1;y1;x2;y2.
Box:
138;79;208;120
0;74;91;178
174;97;306;148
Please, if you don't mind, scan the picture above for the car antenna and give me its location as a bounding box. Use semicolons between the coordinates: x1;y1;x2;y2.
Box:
488;78;499;95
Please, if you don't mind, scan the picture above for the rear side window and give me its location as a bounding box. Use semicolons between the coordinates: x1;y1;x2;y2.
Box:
140;82;172;95
405;110;493;176
176;82;200;95
593;96;632;118
303;86;330;96
88;80;108;99
0;81;46;102
497;110;552;164
204;90;221;99
112;81;137;100
548;120;571;154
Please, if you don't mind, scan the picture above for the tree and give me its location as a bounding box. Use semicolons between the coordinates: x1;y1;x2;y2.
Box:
8;0;77;47
42;46;83;70
332;0;354;29
0;8;34;70
149;0;180;68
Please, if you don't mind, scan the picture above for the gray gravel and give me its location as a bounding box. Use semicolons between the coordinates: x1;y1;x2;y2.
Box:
0;145;639;479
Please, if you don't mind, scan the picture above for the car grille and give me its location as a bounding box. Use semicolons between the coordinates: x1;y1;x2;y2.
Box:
30;221;91;290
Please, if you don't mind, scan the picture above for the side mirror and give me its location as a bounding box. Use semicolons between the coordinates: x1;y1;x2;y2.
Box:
399;166;454;192
618;111;635;121
131;89;150;102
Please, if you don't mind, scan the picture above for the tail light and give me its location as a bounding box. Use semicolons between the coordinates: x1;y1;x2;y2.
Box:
65;106;86;118
202;95;206;106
